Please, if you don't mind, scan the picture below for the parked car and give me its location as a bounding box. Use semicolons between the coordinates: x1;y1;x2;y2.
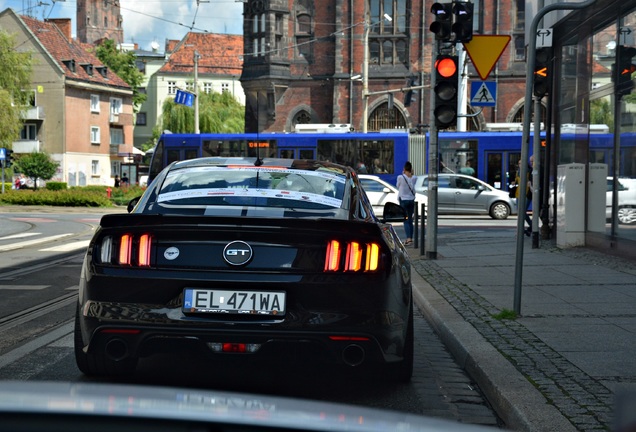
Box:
414;173;518;219
75;157;414;382
607;177;636;224
358;174;428;217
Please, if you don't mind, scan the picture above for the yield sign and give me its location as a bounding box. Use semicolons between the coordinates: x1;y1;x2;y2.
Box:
463;35;511;81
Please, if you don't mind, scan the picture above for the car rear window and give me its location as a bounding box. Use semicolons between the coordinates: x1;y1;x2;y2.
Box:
156;166;346;210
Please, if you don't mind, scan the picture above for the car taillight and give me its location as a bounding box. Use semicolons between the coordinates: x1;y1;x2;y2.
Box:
324;240;381;273
99;233;153;267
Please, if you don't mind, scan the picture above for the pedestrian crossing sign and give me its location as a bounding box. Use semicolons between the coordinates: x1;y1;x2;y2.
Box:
470;81;497;107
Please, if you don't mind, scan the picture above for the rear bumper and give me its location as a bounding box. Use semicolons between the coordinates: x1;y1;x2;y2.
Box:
77;310;409;367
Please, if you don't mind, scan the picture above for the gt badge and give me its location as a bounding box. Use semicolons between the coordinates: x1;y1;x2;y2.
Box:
164;247;180;260
223;241;253;266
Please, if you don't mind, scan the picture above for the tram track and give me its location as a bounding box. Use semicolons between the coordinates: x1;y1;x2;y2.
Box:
0;292;77;334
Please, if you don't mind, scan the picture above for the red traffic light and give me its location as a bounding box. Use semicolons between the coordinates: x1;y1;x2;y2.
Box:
436;57;457;78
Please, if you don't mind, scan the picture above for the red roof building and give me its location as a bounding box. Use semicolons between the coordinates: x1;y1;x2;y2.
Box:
0;8;136;186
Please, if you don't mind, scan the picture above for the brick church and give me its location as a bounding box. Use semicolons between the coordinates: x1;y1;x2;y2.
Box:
239;0;533;133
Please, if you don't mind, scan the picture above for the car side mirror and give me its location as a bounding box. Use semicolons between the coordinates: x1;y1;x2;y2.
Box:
382;187;393;194
382;202;407;222
127;196;141;213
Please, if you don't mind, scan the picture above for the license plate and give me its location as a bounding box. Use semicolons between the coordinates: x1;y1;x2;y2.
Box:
183;289;286;315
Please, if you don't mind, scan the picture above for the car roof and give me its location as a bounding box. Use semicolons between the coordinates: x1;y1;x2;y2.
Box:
170;157;350;175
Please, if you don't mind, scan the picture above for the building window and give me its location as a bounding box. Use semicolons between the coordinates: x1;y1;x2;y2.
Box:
110;97;122;115
248;0;267;58
91;94;100;112
203;82;213;94
91;126;100;144
136;112;147;126
368;102;407;132
168;81;177;94
296;12;313;62
21;89;36;106
221;83;229;93
186;81;194;92
515;0;524;32
110;127;124;145
92;160;99;176
292;110;312;128
369;0;409;67
20;124;37;140
514;35;526;61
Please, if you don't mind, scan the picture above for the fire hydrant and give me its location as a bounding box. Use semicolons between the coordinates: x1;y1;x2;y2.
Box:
106;187;112;198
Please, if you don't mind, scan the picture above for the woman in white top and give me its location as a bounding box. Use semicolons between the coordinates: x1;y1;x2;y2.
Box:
396;161;416;245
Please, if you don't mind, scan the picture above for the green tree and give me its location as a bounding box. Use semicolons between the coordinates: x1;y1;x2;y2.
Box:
590;98;614;131
93;39;147;110
160;90;245;133
0;30;33;150
14;152;59;190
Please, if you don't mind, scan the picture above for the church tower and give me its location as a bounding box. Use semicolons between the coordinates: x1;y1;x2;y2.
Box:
77;0;123;44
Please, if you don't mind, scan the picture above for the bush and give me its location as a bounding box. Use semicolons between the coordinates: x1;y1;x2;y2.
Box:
0;189;113;207
0;184;146;208
46;181;67;191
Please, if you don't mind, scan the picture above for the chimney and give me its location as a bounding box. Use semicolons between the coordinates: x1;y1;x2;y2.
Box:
47;18;72;41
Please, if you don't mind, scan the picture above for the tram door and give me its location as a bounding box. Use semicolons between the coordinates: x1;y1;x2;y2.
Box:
277;148;316;159
167;148;199;165
485;151;520;191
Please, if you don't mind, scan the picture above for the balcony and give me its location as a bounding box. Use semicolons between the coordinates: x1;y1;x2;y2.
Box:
12;140;41;153
110;144;124;155
22;106;45;121
109;112;133;126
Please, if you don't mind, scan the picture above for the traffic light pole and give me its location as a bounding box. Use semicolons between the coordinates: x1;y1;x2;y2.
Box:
426;41;440;260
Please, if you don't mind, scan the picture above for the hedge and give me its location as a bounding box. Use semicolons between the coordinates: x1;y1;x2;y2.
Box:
0;185;145;207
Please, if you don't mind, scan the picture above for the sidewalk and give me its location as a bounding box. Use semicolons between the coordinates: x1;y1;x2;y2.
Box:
408;230;636;432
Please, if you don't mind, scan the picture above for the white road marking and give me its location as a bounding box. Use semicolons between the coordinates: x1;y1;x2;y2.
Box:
39;240;90;252
0;234;72;252
0;285;49;290
0;232;40;241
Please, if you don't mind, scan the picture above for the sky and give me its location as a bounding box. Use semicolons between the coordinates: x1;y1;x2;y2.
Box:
0;0;244;50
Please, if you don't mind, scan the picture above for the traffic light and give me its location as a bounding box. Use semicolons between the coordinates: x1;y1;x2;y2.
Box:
430;2;453;41
452;2;473;42
433;55;458;129
404;75;418;107
4;149;13;168
614;46;636;97
533;48;552;98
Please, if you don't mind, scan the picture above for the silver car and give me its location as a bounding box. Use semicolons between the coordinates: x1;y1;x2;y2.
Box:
414;174;518;219
607;177;636;224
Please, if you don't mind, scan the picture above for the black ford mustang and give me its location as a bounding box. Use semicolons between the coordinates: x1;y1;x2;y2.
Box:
74;157;414;382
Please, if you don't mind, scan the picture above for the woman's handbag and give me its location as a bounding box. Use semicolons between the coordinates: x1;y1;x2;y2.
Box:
508;185;517;198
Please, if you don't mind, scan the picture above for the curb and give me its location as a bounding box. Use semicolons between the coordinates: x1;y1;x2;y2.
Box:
409;253;577;432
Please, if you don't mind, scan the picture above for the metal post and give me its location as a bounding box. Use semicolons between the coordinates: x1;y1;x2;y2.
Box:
413;204;419;249
194;50;200;134
532;96;541;248
362;17;370;133
514;0;596;315
426;40;440;260
420;202;426;256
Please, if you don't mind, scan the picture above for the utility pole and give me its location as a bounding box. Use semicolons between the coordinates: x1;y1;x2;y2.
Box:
194;50;200;134
362;18;370;133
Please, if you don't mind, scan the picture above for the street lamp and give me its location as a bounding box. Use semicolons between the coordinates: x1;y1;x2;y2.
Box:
362;13;392;133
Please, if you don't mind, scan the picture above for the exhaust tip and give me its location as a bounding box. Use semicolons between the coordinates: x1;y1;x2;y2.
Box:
105;338;129;362
342;344;365;367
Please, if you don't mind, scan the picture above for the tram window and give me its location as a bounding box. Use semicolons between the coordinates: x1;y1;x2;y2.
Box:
299;149;315;159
